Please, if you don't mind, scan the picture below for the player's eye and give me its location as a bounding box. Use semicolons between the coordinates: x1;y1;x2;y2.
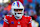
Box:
14;9;23;11
18;13;22;14
19;9;23;11
14;9;18;11
19;10;22;11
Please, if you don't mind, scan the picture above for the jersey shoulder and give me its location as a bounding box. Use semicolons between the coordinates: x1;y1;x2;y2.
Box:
4;15;12;18
4;15;13;24
24;15;32;23
6;15;12;17
24;15;32;19
4;15;13;20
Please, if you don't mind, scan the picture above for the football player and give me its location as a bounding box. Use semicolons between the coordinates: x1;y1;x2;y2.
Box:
3;1;32;27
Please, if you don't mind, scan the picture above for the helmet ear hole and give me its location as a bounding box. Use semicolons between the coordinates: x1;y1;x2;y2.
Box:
15;13;16;15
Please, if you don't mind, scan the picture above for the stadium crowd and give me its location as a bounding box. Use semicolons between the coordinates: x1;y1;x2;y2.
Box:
0;0;40;27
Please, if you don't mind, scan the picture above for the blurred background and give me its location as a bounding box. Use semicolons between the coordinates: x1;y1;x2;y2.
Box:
0;0;40;27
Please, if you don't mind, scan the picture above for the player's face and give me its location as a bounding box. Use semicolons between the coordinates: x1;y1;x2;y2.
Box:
14;9;23;18
14;9;23;13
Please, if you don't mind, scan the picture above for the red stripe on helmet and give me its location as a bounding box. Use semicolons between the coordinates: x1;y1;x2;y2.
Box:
17;1;19;7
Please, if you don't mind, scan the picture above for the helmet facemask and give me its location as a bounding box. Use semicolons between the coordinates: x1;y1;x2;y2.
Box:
14;9;24;19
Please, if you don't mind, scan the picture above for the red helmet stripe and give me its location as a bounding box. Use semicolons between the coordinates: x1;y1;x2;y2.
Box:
17;1;19;7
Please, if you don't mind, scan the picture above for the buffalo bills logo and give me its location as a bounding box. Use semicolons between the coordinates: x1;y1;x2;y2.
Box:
13;3;15;6
11;21;14;24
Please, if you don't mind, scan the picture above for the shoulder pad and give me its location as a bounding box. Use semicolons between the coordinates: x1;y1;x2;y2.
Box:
4;16;9;24
25;16;32;24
